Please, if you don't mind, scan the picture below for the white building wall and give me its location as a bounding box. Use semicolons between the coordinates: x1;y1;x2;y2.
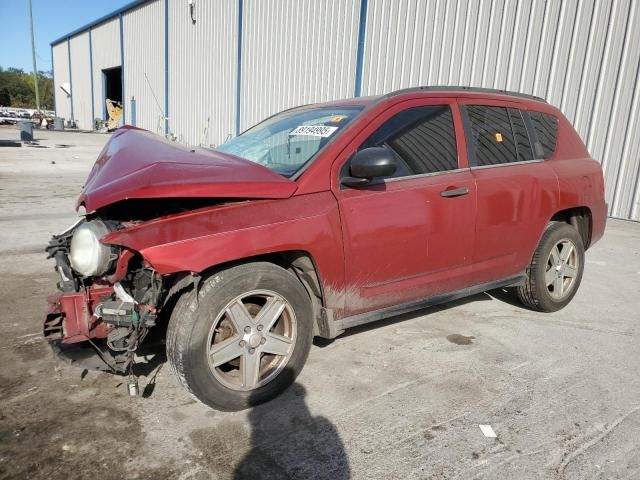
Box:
360;0;640;220
240;0;361;131
90;18;122;120
52;42;71;121
69;32;93;130
123;0;165;134
167;0;237;146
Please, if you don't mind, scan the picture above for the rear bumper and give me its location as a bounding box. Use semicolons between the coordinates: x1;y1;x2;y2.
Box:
44;286;114;345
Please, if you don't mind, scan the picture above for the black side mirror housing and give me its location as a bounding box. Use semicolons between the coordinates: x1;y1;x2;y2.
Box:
342;147;397;187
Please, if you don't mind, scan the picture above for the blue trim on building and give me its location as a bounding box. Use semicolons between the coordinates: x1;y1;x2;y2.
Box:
235;0;244;136
354;0;368;97
51;0;149;46
89;29;95;125
67;38;74;120
164;0;169;135
51;45;56;116
102;72;107;120
119;13;125;123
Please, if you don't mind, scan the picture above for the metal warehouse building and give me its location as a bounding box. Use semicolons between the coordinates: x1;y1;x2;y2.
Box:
51;0;640;221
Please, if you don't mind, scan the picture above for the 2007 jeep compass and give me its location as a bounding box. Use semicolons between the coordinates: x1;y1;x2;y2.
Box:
45;87;607;410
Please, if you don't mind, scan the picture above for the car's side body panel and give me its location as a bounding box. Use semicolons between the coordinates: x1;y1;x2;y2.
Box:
469;161;560;283
103;192;349;315
336;169;477;315
532;96;608;246
454;97;561;284
551;158;607;245
327;98;478;315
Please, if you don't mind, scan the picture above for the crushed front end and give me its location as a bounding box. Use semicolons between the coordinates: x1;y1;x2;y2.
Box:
44;219;162;383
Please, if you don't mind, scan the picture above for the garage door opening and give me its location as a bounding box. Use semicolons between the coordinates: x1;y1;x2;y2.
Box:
102;67;122;119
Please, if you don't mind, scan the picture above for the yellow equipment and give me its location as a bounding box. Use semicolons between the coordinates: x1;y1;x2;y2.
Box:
106;99;123;131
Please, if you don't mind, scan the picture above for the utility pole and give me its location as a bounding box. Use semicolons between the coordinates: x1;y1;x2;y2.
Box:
29;0;41;111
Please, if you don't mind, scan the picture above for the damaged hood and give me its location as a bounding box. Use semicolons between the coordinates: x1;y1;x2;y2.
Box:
77;127;298;212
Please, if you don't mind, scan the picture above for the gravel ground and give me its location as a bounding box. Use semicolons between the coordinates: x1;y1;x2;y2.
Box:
1;128;639;480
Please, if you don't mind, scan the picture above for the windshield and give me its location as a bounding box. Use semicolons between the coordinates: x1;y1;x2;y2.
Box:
216;106;363;177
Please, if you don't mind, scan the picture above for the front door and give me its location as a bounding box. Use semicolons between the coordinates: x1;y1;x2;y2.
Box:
333;100;477;316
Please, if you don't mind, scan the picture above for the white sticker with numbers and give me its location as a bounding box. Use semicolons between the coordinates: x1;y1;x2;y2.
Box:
289;125;339;137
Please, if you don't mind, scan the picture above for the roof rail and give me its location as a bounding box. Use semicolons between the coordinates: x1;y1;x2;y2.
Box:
383;86;547;103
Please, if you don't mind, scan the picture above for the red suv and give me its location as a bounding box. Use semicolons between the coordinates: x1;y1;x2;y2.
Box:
45;87;606;410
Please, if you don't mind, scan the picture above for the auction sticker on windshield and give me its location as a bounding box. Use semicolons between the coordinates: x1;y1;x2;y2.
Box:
289;125;339;137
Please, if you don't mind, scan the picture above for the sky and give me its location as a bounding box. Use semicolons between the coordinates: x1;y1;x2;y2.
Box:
0;0;131;73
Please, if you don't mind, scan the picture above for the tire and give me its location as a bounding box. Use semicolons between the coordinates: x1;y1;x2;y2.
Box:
516;222;585;312
166;262;313;411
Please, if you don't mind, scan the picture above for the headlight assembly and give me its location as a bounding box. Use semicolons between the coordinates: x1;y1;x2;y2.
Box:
69;220;115;277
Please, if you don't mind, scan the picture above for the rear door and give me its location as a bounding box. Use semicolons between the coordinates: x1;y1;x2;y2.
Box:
332;99;477;316
460;101;559;284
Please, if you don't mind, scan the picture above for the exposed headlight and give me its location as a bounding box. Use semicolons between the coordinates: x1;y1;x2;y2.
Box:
69;220;114;277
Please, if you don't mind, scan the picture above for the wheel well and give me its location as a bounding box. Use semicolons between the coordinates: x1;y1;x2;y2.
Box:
257;251;327;338
162;250;329;337
550;207;592;249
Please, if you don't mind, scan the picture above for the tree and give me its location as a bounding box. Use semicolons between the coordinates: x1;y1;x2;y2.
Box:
0;66;53;109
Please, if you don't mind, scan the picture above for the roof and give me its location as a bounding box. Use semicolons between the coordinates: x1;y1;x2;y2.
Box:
50;0;151;46
385;86;547;103
291;87;547;112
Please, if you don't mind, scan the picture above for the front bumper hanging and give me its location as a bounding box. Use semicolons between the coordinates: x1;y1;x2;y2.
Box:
44;286;114;345
44;286;129;372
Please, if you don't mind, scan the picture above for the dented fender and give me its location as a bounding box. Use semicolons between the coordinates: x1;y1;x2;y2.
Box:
102;192;347;313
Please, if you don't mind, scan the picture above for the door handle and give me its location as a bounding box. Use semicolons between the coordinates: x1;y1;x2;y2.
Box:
440;186;470;198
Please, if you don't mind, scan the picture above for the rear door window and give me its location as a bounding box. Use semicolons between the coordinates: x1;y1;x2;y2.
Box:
528;111;559;159
465;105;518;166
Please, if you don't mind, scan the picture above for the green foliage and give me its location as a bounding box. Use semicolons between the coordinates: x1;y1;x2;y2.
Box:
0;66;53;109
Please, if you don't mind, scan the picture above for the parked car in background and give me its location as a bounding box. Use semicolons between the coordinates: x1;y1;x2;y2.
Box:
44;87;606;410
0;110;18;125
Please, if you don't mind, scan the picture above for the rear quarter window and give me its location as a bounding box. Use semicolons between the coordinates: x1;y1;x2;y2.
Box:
528;111;558;159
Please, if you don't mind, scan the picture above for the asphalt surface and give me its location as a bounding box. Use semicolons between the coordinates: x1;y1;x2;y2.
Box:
1;128;639;480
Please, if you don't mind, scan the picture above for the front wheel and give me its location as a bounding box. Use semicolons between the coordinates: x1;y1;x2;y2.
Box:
166;262;313;411
516;222;585;312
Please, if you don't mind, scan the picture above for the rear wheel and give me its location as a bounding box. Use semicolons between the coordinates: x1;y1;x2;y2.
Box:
166;262;313;411
516;222;585;312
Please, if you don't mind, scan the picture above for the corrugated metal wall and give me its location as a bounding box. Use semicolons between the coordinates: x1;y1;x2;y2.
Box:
167;0;237;146
123;0;165;134
52;42;71;121
69;32;92;130
240;0;361;131
90;18;121;121
360;0;640;220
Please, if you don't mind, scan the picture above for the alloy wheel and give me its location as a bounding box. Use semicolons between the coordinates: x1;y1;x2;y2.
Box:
206;289;297;391
545;239;579;299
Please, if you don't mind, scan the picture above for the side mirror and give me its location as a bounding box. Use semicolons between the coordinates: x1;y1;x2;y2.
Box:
342;147;397;187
